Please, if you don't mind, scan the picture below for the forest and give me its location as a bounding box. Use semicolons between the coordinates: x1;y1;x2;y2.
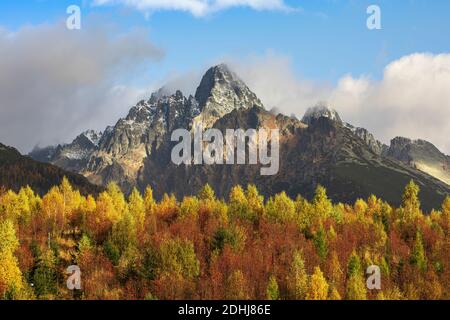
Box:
0;178;448;300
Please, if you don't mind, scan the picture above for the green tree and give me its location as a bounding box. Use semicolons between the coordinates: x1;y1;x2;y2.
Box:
314;225;328;261
410;231;427;272
159;238;200;280
77;233;92;260
266;275;280;300
33;248;58;298
211;226;246;253
347;250;362;277
110;211;138;255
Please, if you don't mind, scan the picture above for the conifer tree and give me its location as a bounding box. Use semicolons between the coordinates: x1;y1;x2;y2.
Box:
314;225;328;261
229;185;249;219
345;251;367;300
199;184;215;201
287;250;308;300
0;219;25;298
306;267;329;300
225;270;248;300
312;185;333;219
401;180;421;221
128;188;145;230
144;186;156;215
410;231;427;272
266;275;280;300
266;192;296;223
345;273;367;300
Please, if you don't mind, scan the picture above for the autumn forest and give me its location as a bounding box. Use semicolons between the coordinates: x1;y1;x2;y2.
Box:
0;179;448;300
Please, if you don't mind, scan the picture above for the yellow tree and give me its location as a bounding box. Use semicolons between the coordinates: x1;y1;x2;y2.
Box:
144;187;157;234
107;182;128;219
246;185;264;220
345;251;367;300
266;192;296;223
327;251;344;293
287;250;308;300
89;192;118;241
179;196;200;220
0;219;25;298
229;185;249;219
345;274;367;300
306;266;329;300
144;186;156;216
60;177;82;227
225;270;248;300
400;180;421;221
312;185;333;220
128;188;145;231
41;186;65;235
199;184;215;202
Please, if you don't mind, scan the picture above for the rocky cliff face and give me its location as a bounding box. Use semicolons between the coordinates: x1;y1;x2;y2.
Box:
385;137;450;185
29;64;450;210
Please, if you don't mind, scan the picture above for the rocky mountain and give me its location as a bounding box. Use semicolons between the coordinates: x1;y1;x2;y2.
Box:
344;124;387;156
137;105;449;211
29;64;450;211
0;143;102;195
301;103;342;125
30;64;263;193
384;137;450;185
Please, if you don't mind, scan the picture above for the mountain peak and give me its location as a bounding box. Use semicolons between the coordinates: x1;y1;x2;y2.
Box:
302;103;343;125
194;64;264;120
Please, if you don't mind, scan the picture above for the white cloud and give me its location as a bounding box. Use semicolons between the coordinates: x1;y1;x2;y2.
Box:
0;20;163;153
92;0;292;17
229;52;450;154
227;53;332;116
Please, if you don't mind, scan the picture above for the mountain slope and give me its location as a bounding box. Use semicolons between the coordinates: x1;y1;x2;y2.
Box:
0;143;102;195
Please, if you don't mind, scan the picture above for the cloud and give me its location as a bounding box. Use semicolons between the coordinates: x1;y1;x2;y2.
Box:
330;53;450;154
0;20;163;153
227;53;332;116
229;52;450;154
92;0;293;17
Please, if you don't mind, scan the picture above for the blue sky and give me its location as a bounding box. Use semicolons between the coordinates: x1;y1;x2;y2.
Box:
1;0;450;153
2;0;450;83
